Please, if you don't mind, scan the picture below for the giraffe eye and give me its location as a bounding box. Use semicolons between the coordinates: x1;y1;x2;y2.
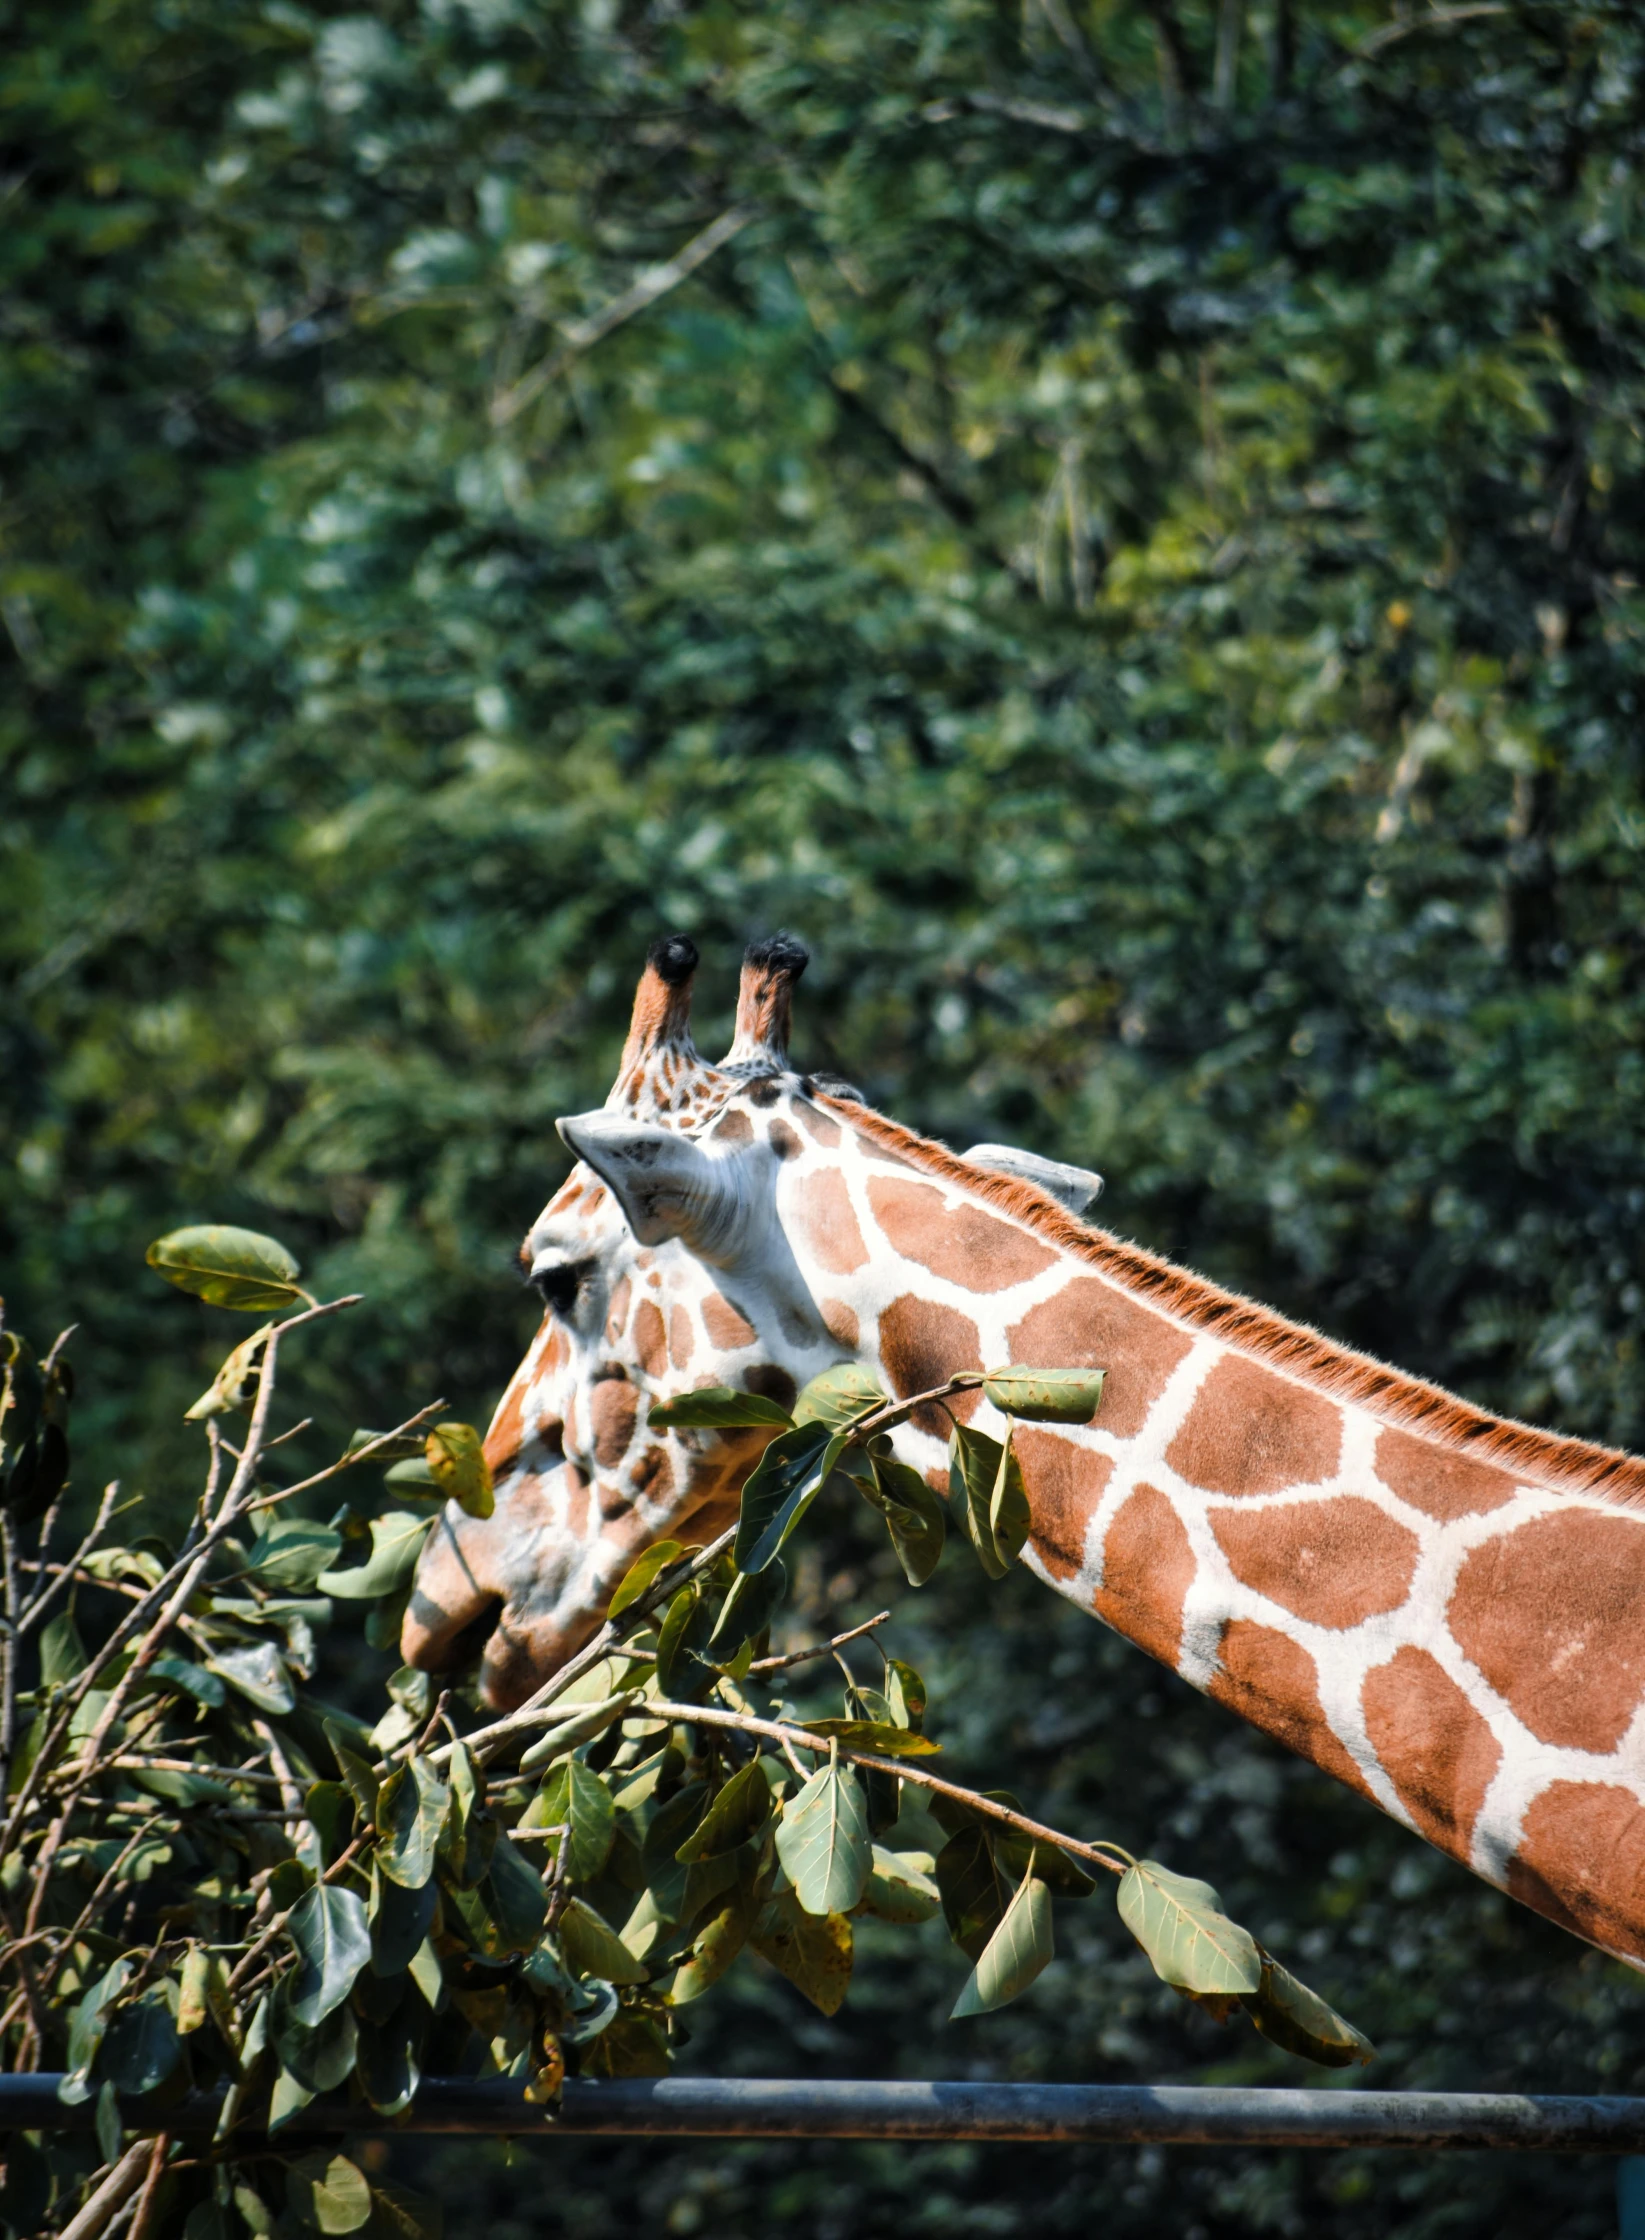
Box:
531;1257;596;1320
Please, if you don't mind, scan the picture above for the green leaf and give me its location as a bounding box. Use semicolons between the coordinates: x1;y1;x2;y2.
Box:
861;1457;946;1586
775;1757;872;1915
368;1860;437;1977
148;1654;225;1707
102;1991;182;2094
734;1422;843;1574
376;1753;449;1889
287;2152;372;2235
1241;1955;1376;2068
948;1425;1026;1579
674;1758;772;1860
795;1719;941;1757
288;1884;372;2026
424;1421;493;1519
522;1755;616;1881
557;1896;648;1985
607;1538;686;1618
40;1609;87;1687
645;1386;794;1430
982;1367;1107;1423
146;1225;307;1312
346;1429;428;1464
935;1826;1014;1961
705;1556;786;1657
327;1728;380;1825
1117;1860;1262;1996
669;1883;756;2003
793;1362;888;1428
354;2013;420;2118
60;1957;132;2101
317;1512;433;1600
481;1831;549;1950
655;1582;717;1700
207;1639;295;1716
886;1659;927;1732
951;1864;1054;2017
517;1690;639;1772
751;1894;854;2014
236;1517;344;1590
95;2079;122;2169
858;1845;942;1924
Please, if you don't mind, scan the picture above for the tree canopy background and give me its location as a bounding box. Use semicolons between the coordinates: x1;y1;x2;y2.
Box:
5;1;1645;2233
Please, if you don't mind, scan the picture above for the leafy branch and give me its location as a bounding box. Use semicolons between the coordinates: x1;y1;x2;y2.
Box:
0;1225;1370;2237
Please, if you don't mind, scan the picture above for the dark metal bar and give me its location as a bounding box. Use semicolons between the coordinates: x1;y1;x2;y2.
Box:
6;2075;1645;2151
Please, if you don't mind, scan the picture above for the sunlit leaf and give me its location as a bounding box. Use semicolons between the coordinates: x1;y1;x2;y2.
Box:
775;1756;872;1916
795;1718;941;1757
206;1639;294;1716
376;1753;450;1889
951;1864;1053;2018
317;1512;432;1600
982;1367;1107;1423
184;1322;274;1419
857;1845;942;1924
669;1883;757;2003
607;1538;686;1618
517;1690;639;1772
521;1756;616;1881
286;2152;372;2235
424;1421;493;1518
674;1758;773;1860
793;1362;888;1428
646;1386;794;1430
234;1517;343;1590
146;1225;307;1313
1117;1859;1262;1996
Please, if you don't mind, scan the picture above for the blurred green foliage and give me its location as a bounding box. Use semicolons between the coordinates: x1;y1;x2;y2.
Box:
5;0;1645;2232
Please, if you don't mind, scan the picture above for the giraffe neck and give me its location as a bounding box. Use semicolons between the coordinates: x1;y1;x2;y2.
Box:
805;1099;1645;1969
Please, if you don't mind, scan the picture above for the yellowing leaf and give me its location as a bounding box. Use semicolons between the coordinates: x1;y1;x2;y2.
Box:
751;1894;854;2014
424;1421;493;1518
146;1225;307;1313
183;1323;274;1419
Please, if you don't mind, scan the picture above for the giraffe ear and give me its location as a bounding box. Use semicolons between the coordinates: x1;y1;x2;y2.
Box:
963;1144;1104;1219
556;1110;743;1251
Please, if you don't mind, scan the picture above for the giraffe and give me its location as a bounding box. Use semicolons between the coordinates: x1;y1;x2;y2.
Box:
406;935;1645;1972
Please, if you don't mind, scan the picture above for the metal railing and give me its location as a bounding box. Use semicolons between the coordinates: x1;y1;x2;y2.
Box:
6;2075;1645;2152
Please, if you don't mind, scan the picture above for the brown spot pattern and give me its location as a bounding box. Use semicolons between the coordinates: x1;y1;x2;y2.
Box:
795;1101;840;1147
1210;1622;1372;1796
743;1363;798;1411
867;1176;1057;1293
821;1297;860;1349
669;1304;695;1371
1361;1647;1501;1856
712;1109;753;1144
1448;1509;1645;1752
768;1118;802;1160
1507;1782;1645;1961
597;1475;632;1521
590;1379;639;1468
631;1445;673;1502
1168;1354;1343;1495
605;1276;632;1346
795;1168;868;1275
1374;1426;1516;1520
1008;1278;1193;1442
702;1291;757;1350
1014;1429;1110;1581
1094;1483;1192;1667
1210;1496;1419;1630
878;1293;984;1435
632;1299;667;1379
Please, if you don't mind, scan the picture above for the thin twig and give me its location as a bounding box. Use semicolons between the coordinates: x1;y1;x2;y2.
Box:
491;206;756;427
748;1612;892;1676
646;1697;1129;1878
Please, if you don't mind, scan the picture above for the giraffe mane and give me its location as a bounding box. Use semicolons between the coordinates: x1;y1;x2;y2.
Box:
820;1092;1645;1510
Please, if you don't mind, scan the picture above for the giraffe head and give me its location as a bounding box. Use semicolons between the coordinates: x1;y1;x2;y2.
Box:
402;932;1100;1707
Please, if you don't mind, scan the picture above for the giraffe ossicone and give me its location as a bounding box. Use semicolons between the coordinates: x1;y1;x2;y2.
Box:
405;934;1645;1972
